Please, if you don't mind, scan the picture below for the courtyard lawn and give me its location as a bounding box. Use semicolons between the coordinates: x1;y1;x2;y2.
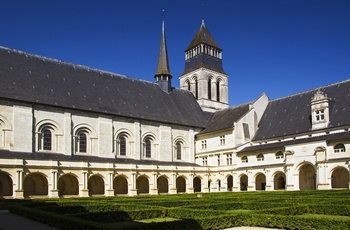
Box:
3;190;350;230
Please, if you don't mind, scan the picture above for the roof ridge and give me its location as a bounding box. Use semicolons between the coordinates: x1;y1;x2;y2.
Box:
270;78;350;102
0;46;154;84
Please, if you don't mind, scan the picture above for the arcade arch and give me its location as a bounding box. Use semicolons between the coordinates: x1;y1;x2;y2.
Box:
273;172;286;190
193;176;201;192
240;174;248;191
88;175;105;196
23;173;48;197
114;175;128;195
157;176;168;194
58;174;79;196
176;176;186;193
0;171;12;197
136;175;149;194
227;175;233;191
255;173;266;190
331;167;349;188
299;164;316;190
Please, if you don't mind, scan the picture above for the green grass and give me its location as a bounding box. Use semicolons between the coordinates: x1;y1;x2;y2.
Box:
136;217;180;223
4;190;350;230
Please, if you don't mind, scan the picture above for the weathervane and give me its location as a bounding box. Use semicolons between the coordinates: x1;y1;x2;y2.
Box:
201;0;205;20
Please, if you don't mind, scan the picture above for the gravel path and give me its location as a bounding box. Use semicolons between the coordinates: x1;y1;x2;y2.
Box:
0;210;59;230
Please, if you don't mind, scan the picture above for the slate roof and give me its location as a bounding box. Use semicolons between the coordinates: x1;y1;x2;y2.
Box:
239;131;350;153
186;19;221;50
198;103;251;135
253;79;350;141
0;46;208;128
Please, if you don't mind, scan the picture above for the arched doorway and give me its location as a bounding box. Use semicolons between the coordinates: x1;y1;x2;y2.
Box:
0;172;13;197
114;176;128;195
193;177;201;192
157;176;168;194
176;176;186;193
88;175;105;196
240;174;248;191
273;172;286;190
255;173;266;190
136;176;149;194
299;164;316;190
332;167;349;188
23;173;48;197
227;175;233;191
58;174;79;196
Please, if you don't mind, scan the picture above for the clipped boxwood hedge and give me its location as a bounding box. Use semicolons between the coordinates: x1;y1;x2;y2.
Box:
6;190;350;230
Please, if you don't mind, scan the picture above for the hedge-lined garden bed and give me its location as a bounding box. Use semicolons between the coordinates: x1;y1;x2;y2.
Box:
4;190;350;230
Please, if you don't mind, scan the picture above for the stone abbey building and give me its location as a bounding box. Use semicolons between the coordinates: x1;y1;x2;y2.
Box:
0;19;349;198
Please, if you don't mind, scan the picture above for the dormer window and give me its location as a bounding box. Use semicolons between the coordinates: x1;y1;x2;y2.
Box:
315;109;325;121
276;151;284;159
334;143;346;153
257;153;264;161
311;90;330;130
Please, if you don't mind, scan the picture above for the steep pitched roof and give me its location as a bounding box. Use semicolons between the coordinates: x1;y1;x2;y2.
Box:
0;46;208;128
198;103;250;135
187;19;221;50
253;79;350;141
155;21;171;77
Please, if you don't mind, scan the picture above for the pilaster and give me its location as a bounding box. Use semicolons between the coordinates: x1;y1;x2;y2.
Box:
14;170;24;199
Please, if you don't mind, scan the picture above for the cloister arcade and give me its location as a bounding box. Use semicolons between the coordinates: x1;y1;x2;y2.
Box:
0;163;349;198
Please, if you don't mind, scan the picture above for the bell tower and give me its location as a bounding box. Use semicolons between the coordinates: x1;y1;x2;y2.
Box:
179;19;229;112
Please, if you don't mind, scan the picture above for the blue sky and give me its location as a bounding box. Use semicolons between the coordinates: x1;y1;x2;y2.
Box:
1;0;349;106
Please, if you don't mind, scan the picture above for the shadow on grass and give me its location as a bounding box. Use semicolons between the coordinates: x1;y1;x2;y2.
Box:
2;199;203;230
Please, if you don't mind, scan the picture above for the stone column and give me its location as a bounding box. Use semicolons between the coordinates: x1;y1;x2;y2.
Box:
187;173;194;193
285;165;294;191
247;170;254;191
50;171;59;198
129;173;138;196
265;169;272;191
14;170;24;199
232;172;238;191
150;173;158;195
106;172;115;196
169;173;177;194
293;171;299;191
202;173;209;193
80;171;89;197
317;163;330;190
